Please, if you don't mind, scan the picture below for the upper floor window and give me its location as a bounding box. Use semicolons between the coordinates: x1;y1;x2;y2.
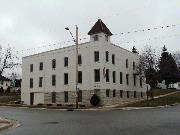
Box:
94;51;99;62
64;57;68;67
30;64;33;72
93;35;99;41
133;61;135;70
64;73;68;85
120;72;123;84
113;71;116;83
39;77;43;87
112;54;115;64
52;59;56;69
126;74;129;85
105;35;108;41
133;74;136;86
94;69;100;82
78;55;82;65
39;62;43;71
78;71;82;83
106;69;109;82
105;51;109;62
52;75;56;86
126;59;128;68
30;78;33;88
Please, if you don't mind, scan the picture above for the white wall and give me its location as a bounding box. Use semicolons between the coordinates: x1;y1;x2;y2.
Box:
21;33;146;104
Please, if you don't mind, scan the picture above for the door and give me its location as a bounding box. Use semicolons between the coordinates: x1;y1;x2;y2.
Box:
30;92;34;105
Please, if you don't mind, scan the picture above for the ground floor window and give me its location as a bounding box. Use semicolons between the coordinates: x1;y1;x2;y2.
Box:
127;91;129;98
94;89;100;96
64;91;68;102
134;91;136;98
120;90;123;98
106;89;110;97
141;92;143;97
113;90;116;97
52;92;56;103
78;90;82;102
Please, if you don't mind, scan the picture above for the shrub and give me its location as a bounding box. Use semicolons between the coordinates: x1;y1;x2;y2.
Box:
90;94;100;106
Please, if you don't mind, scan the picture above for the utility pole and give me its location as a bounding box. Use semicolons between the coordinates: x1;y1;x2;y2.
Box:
75;25;79;109
65;25;79;109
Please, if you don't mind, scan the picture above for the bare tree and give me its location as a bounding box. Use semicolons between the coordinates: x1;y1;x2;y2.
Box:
136;45;159;100
0;46;20;77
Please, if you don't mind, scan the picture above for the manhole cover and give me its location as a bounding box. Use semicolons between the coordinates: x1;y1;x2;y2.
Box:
44;121;59;124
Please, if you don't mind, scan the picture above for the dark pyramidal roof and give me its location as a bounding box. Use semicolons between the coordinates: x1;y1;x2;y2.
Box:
88;19;113;36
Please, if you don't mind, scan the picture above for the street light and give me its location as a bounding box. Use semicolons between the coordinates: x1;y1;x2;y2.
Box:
65;25;79;109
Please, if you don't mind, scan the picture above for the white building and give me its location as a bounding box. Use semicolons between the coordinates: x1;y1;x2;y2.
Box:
21;19;146;106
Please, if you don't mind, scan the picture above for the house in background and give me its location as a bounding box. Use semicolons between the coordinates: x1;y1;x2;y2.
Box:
21;19;147;106
0;76;11;92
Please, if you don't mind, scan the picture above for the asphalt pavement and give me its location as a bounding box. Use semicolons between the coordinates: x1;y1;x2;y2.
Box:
0;105;179;135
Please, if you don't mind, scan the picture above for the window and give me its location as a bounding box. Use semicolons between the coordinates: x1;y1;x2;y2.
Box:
105;35;108;41
120;72;123;84
113;90;116;97
127;91;129;98
30;78;33;88
133;74;136;86
94;69;100;82
93;35;99;41
126;74;129;85
78;55;82;65
94;89;100;96
105;51;109;62
140;77;142;88
113;71;116;83
30;64;33;72
52;59;56;69
120;90;123;98
52;92;56;103
52;75;56;86
133;61;135;70
78;71;82;83
141;92;143;97
106;89;110;97
126;59;128;68
106;69;109;82
39;77;43;87
94;51;99;62
39;62;43;71
134;91;137;98
78;90;82;102
64;91;68;102
64;57;68;67
112;54;115;64
64;73;68;85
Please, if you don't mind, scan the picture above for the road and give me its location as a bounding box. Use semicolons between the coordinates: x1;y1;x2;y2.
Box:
0;106;180;135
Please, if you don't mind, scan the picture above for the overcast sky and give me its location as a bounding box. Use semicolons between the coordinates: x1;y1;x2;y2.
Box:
0;0;180;57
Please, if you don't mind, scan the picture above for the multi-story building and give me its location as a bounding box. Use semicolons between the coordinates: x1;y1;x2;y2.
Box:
21;19;146;106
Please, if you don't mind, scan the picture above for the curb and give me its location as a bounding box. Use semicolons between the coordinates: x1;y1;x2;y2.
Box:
0;103;179;112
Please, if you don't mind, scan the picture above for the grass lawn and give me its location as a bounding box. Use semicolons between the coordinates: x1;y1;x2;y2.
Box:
152;88;178;97
0;95;21;103
125;91;180;107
